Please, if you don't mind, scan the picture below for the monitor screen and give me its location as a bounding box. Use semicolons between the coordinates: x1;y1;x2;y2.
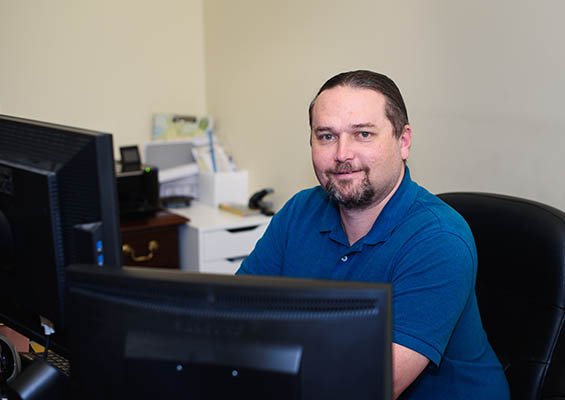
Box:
66;265;392;400
0;114;122;357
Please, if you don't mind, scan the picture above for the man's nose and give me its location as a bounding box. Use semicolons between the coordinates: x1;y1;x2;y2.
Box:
335;135;354;162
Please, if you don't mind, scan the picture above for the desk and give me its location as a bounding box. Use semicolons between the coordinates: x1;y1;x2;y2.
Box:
172;201;271;274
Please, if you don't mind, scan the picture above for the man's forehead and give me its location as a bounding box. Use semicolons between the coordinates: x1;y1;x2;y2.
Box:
311;86;388;126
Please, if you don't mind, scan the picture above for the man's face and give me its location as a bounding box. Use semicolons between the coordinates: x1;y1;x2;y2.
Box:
310;85;411;209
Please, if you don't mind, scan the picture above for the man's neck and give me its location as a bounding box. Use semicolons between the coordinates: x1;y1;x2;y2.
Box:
339;168;405;246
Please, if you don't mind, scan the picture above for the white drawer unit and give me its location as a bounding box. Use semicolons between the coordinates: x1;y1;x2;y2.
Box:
171;201;271;274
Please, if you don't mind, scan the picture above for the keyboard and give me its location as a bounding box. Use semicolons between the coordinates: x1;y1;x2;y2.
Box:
20;351;71;377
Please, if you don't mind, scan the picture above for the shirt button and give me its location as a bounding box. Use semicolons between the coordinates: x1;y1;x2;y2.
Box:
341;256;348;262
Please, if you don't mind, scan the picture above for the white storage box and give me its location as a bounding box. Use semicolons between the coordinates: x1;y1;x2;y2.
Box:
198;170;248;207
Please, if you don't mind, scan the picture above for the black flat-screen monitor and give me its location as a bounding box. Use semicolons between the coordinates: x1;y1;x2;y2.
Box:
66;264;392;400
0;114;122;357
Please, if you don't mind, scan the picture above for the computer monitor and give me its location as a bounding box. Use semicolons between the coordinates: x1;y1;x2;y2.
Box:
66;264;392;400
0;114;122;357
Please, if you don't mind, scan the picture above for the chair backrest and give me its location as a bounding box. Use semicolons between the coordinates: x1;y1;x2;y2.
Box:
438;192;565;400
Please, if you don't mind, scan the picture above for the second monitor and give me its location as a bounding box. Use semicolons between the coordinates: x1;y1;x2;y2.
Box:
66;265;392;400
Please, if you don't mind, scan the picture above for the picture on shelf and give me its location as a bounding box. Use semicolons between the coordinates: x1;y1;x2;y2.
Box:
152;113;214;141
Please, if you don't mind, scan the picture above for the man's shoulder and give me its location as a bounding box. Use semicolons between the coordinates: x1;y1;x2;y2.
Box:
393;185;478;275
408;185;474;242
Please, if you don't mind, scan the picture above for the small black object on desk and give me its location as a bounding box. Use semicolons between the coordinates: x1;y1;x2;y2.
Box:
249;188;275;216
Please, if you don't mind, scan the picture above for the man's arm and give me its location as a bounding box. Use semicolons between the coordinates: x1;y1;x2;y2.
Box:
392;343;429;399
389;228;476;396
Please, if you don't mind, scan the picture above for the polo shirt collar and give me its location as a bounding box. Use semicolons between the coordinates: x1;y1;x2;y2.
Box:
318;166;418;247
363;166;418;245
318;190;347;244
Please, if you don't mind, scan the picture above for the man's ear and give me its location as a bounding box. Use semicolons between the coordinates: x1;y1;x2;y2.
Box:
399;125;412;161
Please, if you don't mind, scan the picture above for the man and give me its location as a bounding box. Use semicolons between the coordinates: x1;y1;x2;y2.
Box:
237;70;509;399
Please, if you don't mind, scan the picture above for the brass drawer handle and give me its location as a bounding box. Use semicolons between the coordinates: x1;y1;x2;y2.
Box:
122;240;159;263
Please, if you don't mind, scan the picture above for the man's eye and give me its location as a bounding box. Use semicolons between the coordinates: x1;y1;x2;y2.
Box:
359;131;371;139
320;134;334;141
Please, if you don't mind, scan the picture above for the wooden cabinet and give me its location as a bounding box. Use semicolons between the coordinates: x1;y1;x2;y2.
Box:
120;210;188;269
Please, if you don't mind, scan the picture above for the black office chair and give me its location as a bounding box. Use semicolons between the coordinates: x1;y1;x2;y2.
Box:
438;192;565;400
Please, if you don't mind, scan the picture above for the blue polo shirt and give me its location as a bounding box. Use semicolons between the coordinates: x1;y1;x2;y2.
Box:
237;167;509;399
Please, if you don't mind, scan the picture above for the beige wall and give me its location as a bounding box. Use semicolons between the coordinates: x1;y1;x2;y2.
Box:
0;0;207;157
204;0;565;210
2;1;563;211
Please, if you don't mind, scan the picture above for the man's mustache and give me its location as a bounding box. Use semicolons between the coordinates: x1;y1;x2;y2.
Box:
327;162;368;174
